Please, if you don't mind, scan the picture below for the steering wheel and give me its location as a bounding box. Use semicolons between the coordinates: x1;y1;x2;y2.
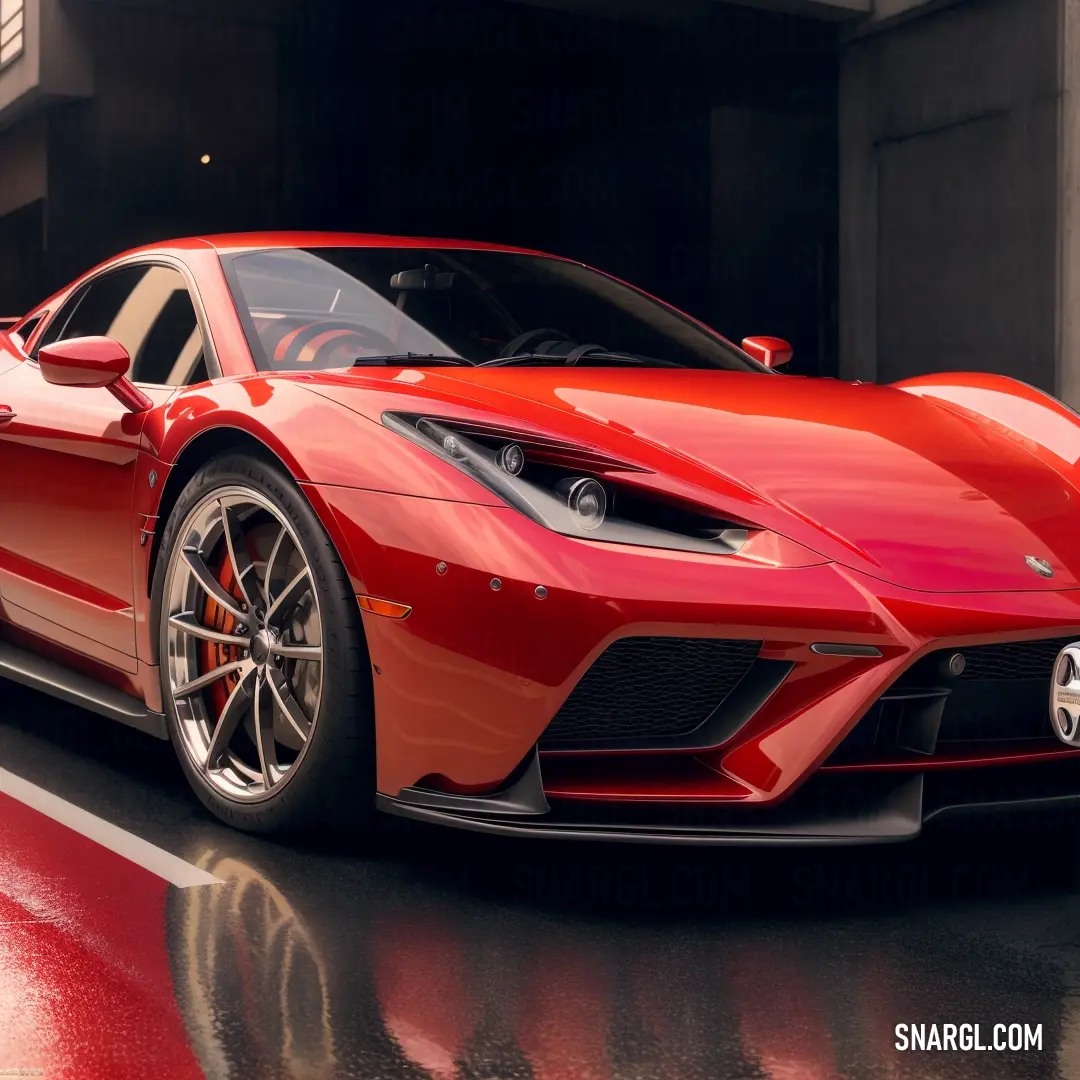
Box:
266;319;398;368
495;327;575;359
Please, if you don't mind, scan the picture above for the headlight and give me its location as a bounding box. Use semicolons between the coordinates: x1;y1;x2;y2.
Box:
383;411;754;555
560;477;607;531
496;442;525;476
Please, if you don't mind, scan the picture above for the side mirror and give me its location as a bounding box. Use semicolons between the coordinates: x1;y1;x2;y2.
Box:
37;336;153;413
742;335;794;370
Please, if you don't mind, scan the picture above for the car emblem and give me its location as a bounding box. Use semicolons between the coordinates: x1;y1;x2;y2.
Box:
1026;555;1054;578
1051;644;1080;746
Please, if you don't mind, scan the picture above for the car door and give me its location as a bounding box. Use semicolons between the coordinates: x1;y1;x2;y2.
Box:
0;260;210;670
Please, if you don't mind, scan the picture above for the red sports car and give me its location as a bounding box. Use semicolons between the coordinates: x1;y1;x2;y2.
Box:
2;232;1080;842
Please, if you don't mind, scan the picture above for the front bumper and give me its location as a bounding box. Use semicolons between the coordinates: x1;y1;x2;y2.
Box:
378;757;1080;845
310;483;1080;840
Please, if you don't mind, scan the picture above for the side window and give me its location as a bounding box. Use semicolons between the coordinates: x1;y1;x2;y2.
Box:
10;314;43;352
42;264;207;386
34;289;87;355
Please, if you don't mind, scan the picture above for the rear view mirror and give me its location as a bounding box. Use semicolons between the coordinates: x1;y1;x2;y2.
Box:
742;336;794;369
390;264;457;291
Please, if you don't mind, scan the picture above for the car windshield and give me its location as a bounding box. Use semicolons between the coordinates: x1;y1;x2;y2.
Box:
220;246;763;372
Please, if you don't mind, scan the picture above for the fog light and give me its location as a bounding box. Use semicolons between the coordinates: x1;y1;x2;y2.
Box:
947;652;966;677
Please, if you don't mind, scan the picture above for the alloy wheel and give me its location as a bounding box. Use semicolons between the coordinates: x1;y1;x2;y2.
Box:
163;486;324;802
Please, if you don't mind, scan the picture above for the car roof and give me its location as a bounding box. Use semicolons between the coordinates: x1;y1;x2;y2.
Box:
131;231;562;259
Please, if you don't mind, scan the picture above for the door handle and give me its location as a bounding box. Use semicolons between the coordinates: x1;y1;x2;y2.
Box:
0;407;15;427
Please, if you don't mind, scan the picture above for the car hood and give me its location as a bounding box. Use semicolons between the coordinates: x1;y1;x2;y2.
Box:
305;366;1080;593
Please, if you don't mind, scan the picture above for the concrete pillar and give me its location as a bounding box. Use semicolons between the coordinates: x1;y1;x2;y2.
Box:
839;0;1061;391
1060;0;1080;407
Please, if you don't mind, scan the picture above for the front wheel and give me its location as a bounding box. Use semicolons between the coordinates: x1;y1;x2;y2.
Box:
154;452;375;835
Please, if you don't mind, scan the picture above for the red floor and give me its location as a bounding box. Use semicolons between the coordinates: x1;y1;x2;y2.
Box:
0;791;203;1080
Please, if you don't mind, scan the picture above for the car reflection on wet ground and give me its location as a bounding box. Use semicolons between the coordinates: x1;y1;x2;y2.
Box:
2;680;1080;1080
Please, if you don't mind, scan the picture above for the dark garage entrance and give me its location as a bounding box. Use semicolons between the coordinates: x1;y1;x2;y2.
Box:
272;1;839;376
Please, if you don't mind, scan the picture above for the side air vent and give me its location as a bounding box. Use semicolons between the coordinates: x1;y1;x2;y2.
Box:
540;636;763;748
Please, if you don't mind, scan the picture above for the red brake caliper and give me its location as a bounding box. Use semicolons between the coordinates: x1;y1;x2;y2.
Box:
198;553;246;719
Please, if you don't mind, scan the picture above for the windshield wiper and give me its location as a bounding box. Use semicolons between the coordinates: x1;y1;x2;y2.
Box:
353;353;473;367
480;348;682;369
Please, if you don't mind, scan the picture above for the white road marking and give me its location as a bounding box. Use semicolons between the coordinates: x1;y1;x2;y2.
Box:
0;767;223;888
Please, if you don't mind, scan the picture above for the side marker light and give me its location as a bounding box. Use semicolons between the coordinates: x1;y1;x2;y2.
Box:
357;595;412;619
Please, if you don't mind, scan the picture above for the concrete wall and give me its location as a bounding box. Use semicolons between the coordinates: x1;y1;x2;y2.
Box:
0;111;45;314
0;0;40;126
839;0;1061;391
0;0;92;130
0;197;42;313
1059;0;1080;406
0;110;44;218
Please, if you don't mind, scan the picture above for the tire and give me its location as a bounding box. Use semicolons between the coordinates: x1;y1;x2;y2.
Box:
153;451;375;836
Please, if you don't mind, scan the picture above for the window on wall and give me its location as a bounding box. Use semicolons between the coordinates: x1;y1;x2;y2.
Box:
0;0;23;69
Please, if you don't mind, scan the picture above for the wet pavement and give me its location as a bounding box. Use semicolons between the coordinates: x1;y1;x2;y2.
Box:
4;682;1080;1079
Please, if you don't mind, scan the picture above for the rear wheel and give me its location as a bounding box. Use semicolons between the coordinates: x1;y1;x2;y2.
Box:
154;452;375;835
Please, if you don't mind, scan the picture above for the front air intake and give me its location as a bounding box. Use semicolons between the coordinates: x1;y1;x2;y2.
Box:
828;634;1080;763
539;636;762;748
952;637;1078;682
